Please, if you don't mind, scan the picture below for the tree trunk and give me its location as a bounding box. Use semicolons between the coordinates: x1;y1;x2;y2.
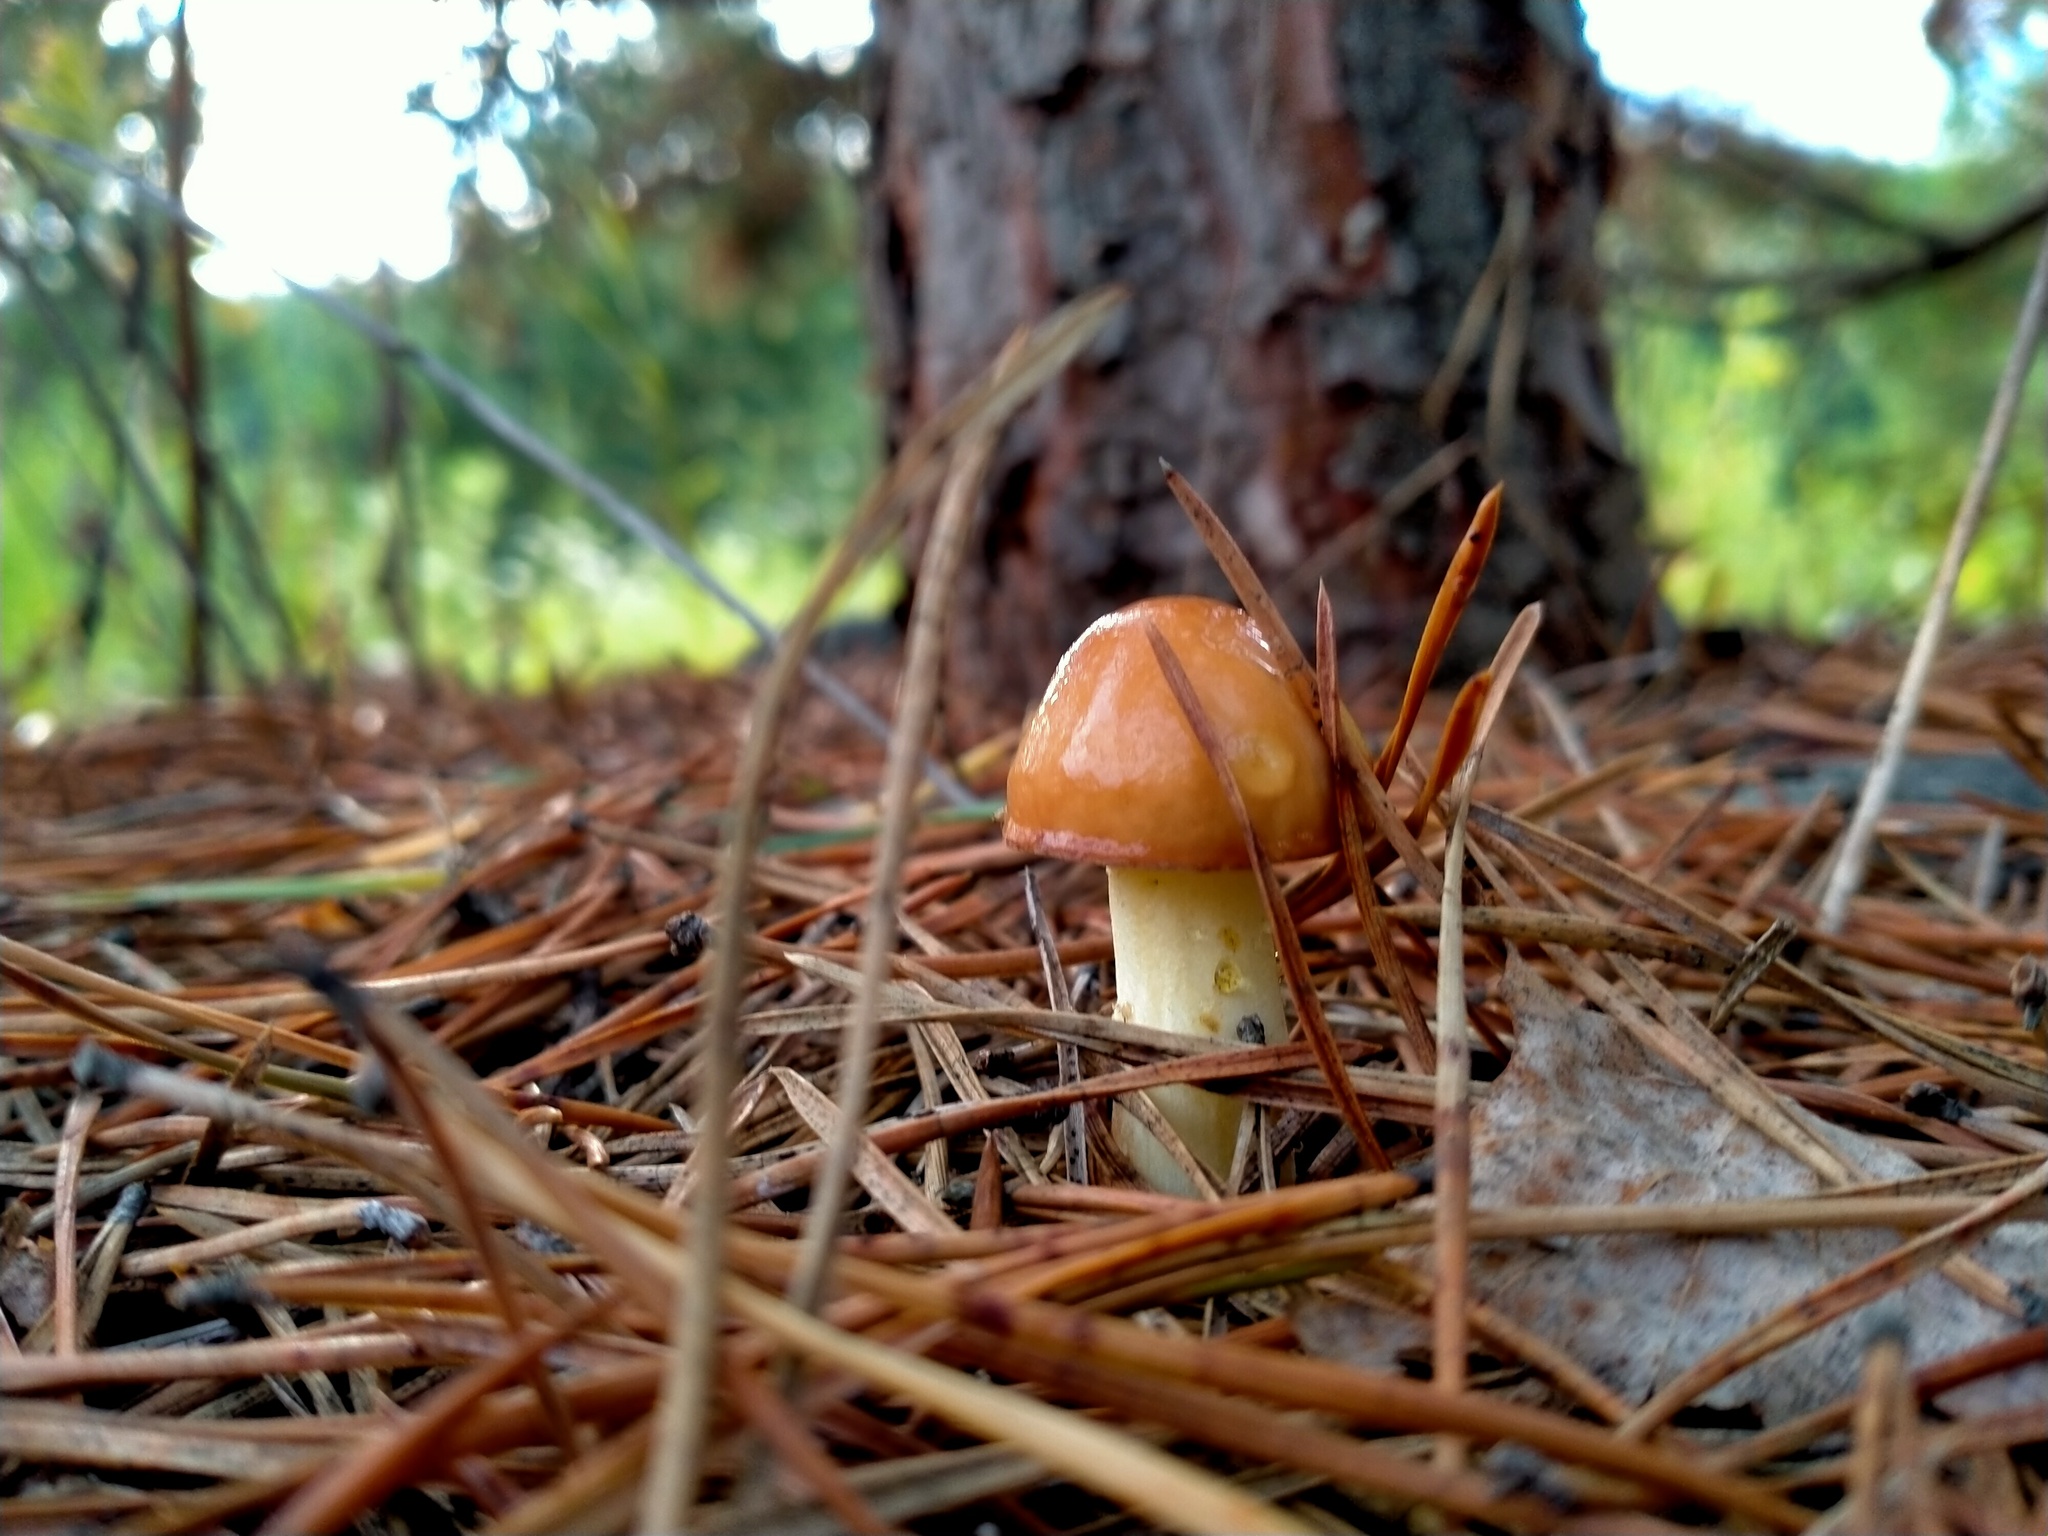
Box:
865;0;1652;716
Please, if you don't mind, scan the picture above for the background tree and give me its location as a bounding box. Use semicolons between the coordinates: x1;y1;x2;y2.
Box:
1;2;2040;723
866;0;1654;710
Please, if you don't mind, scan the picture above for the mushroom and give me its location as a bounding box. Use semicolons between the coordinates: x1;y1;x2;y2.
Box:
1004;596;1335;1192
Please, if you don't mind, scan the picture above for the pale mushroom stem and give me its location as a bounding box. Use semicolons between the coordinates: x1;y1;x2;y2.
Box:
1106;866;1289;1194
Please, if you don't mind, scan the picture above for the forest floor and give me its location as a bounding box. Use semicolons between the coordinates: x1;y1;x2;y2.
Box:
1;622;2044;1535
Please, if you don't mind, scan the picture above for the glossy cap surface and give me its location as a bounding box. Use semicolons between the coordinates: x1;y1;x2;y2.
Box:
1003;596;1336;869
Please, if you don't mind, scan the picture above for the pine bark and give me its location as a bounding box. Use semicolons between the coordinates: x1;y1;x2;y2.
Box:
866;0;1651;712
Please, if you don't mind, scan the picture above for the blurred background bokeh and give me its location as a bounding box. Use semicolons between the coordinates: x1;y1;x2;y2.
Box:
1;0;2042;728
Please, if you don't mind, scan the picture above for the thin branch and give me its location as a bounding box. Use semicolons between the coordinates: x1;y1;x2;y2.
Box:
10;148;304;679
0;117;966;799
1431;801;1472;1472
1818;216;2048;932
0;235;261;689
164;1;212;697
1609;185;2048;321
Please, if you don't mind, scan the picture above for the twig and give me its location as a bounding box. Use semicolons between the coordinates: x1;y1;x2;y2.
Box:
1615;181;2048;318
1819;217;2048;932
1430;801;1472;1471
8;110;306;684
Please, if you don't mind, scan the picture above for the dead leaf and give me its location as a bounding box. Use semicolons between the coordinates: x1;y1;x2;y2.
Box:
1306;958;2045;1426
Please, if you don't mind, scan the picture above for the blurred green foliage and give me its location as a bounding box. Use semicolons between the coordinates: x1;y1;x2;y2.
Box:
2;0;889;715
0;1;2042;722
1604;8;2047;633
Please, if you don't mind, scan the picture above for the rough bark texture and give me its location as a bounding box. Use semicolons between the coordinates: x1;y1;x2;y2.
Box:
867;0;1651;714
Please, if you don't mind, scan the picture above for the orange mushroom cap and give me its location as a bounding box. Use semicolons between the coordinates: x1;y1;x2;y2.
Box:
1003;596;1336;869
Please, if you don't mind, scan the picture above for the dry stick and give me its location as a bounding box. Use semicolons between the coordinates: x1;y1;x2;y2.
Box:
641;291;1122;1536
1023;867;1088;1185
120;1197;421;1278
783;399;1003;1322
1160;463;1442;898
1616;1154;2048;1440
1819;217;2048;933
1139;618;1392;1172
1431;802;1473;1473
1318;586;1436;1075
994;1170;1417;1303
1376;484;1502;787
48;1090;101;1357
0;1338;449;1398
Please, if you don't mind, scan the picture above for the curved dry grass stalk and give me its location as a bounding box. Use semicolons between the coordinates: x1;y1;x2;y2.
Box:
642;287;1126;1532
782;371;1007;1320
